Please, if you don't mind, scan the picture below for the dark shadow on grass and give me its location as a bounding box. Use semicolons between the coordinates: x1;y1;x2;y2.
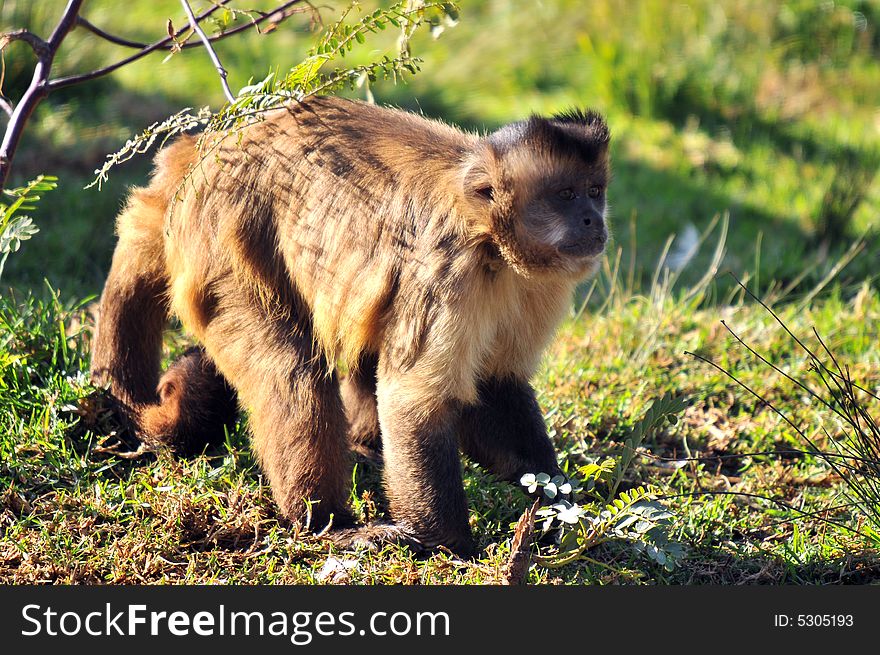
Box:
664;546;880;584
538;506;880;584
651;89;880;247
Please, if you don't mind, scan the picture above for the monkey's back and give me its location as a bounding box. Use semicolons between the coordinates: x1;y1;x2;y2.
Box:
162;97;482;366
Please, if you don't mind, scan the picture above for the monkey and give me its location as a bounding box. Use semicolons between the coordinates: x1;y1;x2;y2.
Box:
89;96;611;557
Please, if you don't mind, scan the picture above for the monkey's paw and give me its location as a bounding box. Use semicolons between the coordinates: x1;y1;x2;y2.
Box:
329;523;427;553
329;523;476;559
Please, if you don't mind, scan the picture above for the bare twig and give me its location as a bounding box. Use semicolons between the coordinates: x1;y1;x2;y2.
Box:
686;275;880;532
685;350;853;483
179;0;235;103
0;29;50;58
0;0;84;188
46;0;308;92
502;500;539;585
0;0;307;188
45;0;235;91
75;16;155;50
74;2;309;53
720;318;851;425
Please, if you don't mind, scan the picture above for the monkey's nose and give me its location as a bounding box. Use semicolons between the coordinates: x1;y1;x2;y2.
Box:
583;213;606;237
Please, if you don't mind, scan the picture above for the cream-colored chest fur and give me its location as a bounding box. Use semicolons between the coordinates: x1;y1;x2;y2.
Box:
476;268;575;382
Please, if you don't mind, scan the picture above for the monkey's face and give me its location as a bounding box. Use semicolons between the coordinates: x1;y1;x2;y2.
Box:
466;110;611;277
519;168;608;263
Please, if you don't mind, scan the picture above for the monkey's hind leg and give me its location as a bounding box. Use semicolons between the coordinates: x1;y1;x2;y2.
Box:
89;191;237;453
198;298;355;533
340;353;382;460
90;192;169;413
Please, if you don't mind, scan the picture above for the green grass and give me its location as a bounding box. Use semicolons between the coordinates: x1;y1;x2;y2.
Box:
1;0;879;583
2;247;879;584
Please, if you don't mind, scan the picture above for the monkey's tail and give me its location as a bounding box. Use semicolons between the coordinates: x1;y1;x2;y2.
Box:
138;346;239;455
90;136;238;455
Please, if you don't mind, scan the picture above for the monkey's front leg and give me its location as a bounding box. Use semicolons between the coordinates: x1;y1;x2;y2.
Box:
352;368;475;557
458;377;563;486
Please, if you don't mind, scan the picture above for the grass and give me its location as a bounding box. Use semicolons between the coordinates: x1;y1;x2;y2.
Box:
2;240;879;584
1;0;879;583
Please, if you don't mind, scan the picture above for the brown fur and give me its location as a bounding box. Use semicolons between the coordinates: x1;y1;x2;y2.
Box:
139;347;238;455
341;353;382;458
90;96;611;555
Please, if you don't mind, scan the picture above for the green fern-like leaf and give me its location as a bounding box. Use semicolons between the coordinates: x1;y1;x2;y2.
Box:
0;175;57;280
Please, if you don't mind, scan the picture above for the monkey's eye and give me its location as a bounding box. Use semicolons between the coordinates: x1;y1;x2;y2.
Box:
557;188;576;201
587;185;603;199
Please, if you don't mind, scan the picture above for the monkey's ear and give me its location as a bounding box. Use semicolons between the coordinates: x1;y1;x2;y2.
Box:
462;142;500;203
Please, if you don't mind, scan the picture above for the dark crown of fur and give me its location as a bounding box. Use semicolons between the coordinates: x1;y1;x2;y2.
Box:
487;108;610;163
551;108;610;140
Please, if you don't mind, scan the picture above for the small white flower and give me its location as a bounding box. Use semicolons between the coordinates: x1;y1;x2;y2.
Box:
520;473;538;494
555;504;583;524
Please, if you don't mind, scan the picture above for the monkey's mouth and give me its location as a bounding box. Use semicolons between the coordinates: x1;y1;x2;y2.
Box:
558;239;606;259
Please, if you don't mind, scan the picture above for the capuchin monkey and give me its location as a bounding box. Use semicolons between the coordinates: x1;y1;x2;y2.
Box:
90;96;611;557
